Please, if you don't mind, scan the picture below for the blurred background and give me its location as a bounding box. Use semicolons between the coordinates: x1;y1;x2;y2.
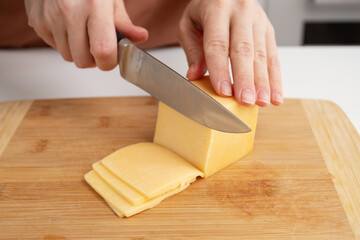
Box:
1;0;360;131
259;0;360;46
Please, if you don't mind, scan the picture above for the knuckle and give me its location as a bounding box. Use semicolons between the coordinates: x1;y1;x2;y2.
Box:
255;76;269;87
62;54;73;62
238;0;253;9
98;62;117;71
74;61;86;69
186;47;203;58
205;38;229;55
87;0;98;8
59;50;73;62
258;14;268;24
235;73;253;84
27;18;35;28
83;0;93;6
178;19;187;34
213;0;229;8
268;56;280;68
43;11;54;26
27;14;34;27
33;21;47;35
58;0;75;13
75;59;94;69
176;21;187;42
43;1;56;25
90;42;114;60
254;49;267;63
231;41;253;57
27;10;39;28
267;24;276;36
256;7;268;21
63;56;73;62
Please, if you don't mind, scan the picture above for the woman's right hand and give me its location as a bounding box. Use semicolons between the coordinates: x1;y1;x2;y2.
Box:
24;0;148;70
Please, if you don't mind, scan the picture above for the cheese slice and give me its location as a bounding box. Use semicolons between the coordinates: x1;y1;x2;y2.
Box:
85;170;195;217
93;161;146;205
154;77;259;178
106;201;124;217
101;142;204;199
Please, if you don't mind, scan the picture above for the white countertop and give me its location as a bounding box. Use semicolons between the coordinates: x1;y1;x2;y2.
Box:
0;46;359;132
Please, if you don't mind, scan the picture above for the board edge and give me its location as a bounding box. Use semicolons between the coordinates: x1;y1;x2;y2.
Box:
302;99;360;239
0;100;33;158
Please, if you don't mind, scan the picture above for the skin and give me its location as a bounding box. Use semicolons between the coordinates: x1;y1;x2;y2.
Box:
24;0;282;107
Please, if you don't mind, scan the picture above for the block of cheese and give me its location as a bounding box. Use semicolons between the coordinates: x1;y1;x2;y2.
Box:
93;161;146;205
101;142;204;199
154;77;259;178
85;170;195;217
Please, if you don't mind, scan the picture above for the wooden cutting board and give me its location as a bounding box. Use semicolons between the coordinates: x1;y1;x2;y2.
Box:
0;98;359;239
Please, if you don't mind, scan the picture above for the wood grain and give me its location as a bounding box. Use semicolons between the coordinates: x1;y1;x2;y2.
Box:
0;97;356;239
0;101;32;157
303;99;360;239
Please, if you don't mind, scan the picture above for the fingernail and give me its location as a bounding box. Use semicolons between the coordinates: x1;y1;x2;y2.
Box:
257;89;270;104
220;81;232;96
273;92;283;104
241;88;255;104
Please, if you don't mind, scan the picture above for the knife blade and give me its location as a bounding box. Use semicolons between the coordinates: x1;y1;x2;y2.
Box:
117;37;251;133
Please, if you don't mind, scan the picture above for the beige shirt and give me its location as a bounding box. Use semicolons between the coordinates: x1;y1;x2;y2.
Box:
0;0;189;49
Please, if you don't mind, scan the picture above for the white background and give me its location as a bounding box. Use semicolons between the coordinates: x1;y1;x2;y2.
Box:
0;46;359;132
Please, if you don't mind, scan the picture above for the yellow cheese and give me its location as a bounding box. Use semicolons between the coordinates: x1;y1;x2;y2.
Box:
101;142;204;199
92;161;146;205
106;201;124;217
85;76;259;217
154;77;259;178
84;170;195;217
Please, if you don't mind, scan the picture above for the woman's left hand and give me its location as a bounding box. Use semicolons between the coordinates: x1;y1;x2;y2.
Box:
178;0;283;107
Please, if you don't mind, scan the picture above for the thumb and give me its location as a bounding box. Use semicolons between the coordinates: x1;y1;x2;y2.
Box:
177;15;207;80
114;0;148;42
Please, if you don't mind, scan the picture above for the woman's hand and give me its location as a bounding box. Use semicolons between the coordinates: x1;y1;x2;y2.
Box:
178;0;282;106
24;0;148;70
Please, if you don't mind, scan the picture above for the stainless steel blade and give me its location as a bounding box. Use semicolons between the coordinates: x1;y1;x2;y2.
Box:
118;38;251;133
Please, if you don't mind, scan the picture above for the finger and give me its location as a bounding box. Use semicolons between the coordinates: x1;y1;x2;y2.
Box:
28;0;56;48
253;19;270;107
266;25;283;105
203;9;232;97
230;16;255;106
43;1;72;62
51;26;73;62
114;0;148;43
34;23;56;49
177;13;206;80
87;0;117;70
66;4;95;68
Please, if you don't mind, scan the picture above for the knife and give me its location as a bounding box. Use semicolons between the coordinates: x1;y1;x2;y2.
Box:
117;34;251;133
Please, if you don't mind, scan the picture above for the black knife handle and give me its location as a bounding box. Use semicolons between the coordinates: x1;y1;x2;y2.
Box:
116;32;125;43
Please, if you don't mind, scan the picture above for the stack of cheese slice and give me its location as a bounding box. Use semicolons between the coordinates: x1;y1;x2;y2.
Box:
85;143;204;217
85;77;259;217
